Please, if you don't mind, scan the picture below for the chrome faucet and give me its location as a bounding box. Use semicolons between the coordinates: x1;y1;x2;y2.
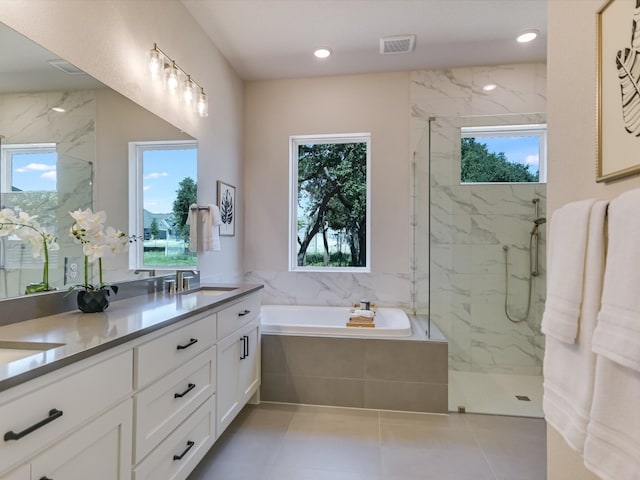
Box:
175;270;197;292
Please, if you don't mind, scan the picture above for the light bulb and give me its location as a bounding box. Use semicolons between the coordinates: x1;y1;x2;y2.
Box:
516;30;539;43
165;62;179;93
314;47;332;59
148;47;161;78
183;76;196;104
196;89;208;117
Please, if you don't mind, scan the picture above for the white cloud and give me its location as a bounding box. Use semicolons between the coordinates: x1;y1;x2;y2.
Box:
144;172;169;180
144;201;157;207
40;171;57;182
15;163;56;173
524;154;539;167
143;185;151;191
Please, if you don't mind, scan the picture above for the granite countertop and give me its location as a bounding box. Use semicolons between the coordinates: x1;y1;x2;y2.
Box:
0;284;263;392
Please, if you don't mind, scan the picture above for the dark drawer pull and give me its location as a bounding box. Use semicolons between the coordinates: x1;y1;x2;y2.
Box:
238;309;251;317
40;477;53;480
174;383;196;398
173;440;195;461
4;409;63;441
177;338;198;350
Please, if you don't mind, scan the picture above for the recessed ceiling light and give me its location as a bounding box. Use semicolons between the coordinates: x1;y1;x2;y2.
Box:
51;107;66;113
516;30;539;43
314;48;332;59
482;84;497;92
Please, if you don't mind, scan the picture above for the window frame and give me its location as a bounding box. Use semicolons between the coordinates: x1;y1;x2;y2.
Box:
289;133;371;273
128;139;198;270
460;123;547;184
1;142;57;193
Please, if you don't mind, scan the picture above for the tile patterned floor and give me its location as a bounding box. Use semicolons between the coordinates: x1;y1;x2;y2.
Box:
188;402;547;480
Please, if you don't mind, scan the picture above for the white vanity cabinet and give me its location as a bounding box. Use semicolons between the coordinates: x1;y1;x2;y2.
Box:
132;310;218;480
216;293;261;436
0;350;133;480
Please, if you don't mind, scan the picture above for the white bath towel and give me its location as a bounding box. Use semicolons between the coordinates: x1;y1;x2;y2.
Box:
186;203;199;253
583;357;640;480
541;198;597;344
543;200;607;454
351;309;375;319
202;204;222;251
592;188;640;372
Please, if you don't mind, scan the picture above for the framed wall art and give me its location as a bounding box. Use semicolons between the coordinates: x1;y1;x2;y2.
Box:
217;180;235;236
597;0;640;182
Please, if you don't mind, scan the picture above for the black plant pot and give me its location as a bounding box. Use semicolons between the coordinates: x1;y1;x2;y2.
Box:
77;290;110;313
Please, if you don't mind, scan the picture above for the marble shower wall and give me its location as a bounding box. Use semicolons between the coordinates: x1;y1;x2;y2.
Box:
411;63;547;375
0;90;94;298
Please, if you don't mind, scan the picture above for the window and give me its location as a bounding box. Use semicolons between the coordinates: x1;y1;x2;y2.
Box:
460;124;546;183
129;140;197;269
290;133;371;272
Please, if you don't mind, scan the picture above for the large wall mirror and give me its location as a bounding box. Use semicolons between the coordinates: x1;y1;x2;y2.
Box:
0;22;195;300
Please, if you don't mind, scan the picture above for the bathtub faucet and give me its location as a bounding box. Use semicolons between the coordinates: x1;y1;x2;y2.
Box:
360;299;371;310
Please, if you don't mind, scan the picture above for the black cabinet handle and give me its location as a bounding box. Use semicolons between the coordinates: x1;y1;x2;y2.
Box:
177;338;198;350
173;440;195;461
4;409;63;441
238;309;251;317
240;336;246;360
40;477;53;480
174;383;196;398
244;335;249;358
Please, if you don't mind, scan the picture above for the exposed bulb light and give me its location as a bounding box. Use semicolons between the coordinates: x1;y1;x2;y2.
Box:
314;47;332;59
482;84;497;92
196;89;209;117
516;30;539;43
147;44;208;117
51;106;66;113
148;45;162;78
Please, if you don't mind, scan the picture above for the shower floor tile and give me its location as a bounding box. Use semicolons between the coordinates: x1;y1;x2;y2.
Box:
449;371;543;417
188;402;547;480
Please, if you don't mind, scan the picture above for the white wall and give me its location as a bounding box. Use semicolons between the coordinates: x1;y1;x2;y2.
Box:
0;0;245;283
547;0;640;478
244;72;411;307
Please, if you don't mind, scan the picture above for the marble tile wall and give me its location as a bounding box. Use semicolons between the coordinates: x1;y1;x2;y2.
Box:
411;63;547;375
0;90;95;298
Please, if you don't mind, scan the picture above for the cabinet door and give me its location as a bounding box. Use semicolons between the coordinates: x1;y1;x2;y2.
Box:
239;320;260;404
30;400;132;480
215;332;242;436
1;465;29;480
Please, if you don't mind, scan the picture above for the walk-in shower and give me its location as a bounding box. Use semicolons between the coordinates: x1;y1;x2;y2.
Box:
503;198;546;323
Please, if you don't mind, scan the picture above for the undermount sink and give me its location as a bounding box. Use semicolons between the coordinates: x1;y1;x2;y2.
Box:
191;286;237;296
0;341;65;364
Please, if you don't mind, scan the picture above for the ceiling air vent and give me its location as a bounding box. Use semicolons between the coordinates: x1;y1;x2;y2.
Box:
47;59;85;75
379;34;416;55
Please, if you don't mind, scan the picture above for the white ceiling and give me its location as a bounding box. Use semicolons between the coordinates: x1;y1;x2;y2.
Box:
181;0;547;81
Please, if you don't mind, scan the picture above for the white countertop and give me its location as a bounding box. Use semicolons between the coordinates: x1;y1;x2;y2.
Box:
0;284;262;392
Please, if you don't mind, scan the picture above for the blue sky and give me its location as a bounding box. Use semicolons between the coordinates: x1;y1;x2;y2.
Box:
143;148;197;213
11;152;57;191
481;135;540;174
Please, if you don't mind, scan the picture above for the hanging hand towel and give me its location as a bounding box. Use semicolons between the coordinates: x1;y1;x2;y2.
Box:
543;200;607;454
202;204;222;251
540;198;597;343
186;204;199;253
592;188;640;372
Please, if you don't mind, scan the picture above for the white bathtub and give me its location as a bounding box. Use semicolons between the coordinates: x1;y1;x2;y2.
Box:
260;305;412;338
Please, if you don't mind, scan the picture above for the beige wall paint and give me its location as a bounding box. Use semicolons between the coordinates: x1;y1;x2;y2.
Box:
0;0;244;282
548;0;640;478
244;72;410;277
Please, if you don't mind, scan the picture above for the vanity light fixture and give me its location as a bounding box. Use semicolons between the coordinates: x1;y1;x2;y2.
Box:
516;29;539;43
147;43;208;117
314;47;332;59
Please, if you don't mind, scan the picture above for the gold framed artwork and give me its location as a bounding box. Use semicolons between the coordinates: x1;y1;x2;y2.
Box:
217;180;235;236
597;0;640;182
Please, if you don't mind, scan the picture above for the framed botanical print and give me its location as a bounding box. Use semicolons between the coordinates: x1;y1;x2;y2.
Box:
217;180;235;236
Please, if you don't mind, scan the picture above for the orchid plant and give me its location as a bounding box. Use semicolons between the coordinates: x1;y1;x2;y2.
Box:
0;208;59;293
68;208;133;295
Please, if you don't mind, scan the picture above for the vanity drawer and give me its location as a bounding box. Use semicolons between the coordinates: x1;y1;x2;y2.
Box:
0;350;132;471
135;312;216;388
133;394;216;480
134;346;216;463
217;293;260;340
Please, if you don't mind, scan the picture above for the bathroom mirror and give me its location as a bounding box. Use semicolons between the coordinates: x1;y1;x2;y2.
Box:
0;22;195;300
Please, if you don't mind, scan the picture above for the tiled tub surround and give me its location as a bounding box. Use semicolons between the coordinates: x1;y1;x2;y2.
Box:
411;64;547;377
261;317;448;413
